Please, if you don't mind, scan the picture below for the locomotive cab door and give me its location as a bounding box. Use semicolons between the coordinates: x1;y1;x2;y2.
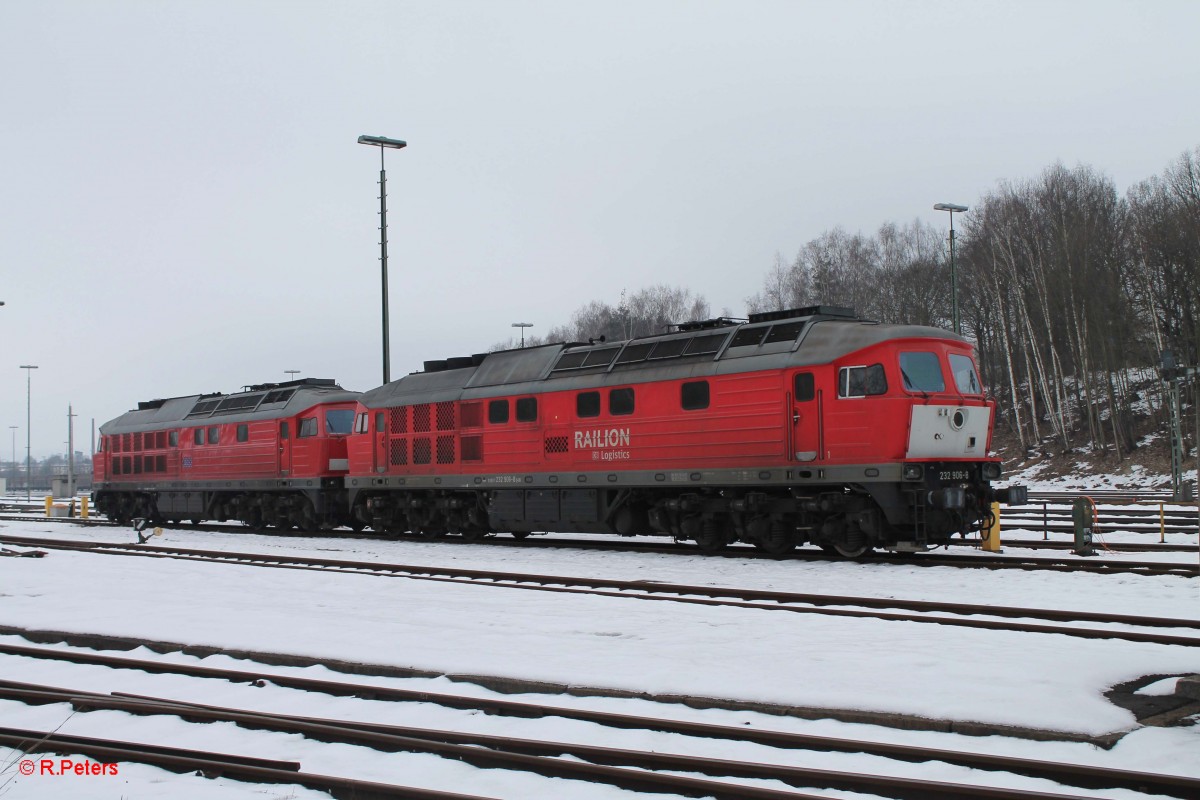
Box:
791;372;820;462
278;420;292;476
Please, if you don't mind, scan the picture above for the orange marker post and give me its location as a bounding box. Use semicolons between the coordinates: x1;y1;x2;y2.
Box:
982;502;1003;552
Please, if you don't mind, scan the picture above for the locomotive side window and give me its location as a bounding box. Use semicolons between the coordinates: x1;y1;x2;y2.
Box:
207;426;219;444
839;364;887;398
236;424;249;442
194;428;204;445
681;380;710;410
949;354;982;395
169;431;178;447
298;417;318;438
577;392;600;418
516;397;538;422
793;373;815;402
609;388;634;416
488;399;510;424
899;352;945;393
374;412;384;432
280;421;290;440
354;412;368;434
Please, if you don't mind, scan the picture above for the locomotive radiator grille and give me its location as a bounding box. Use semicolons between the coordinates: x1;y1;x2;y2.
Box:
437;435;455;464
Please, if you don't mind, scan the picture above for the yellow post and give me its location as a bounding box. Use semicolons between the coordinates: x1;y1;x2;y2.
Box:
44;495;53;517
982;501;1003;552
81;496;89;519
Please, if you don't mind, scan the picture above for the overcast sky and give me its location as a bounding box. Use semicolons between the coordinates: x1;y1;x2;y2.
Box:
2;0;1198;459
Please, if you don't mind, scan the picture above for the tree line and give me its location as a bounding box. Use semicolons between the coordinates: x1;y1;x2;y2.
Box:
498;145;1199;459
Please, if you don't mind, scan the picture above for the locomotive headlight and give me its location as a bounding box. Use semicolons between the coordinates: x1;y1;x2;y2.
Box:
982;463;1002;480
950;408;967;430
902;464;924;481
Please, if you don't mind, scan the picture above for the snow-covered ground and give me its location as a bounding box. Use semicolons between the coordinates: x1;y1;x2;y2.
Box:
1;504;1198;798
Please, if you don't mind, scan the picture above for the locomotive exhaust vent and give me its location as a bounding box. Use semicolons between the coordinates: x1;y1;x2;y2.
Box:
389;407;408;434
388;440;408;466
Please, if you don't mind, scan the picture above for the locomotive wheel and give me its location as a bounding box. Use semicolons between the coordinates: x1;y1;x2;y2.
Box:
510;531;530;540
831;542;872;558
694;520;729;554
829;527;872;559
748;517;797;557
348;519;366;532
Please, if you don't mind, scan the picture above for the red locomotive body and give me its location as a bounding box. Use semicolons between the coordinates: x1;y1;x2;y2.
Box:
93;379;360;529
345;307;1024;555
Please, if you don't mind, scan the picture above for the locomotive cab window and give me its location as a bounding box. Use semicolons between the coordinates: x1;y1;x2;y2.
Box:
207;426;219;444
515;397;537;422
488;399;509;424
793;373;815;402
839;364;887;398
298;417;318;438
949;354;983;395
354;412;368;434
577;392;600;418
681;381;710;410
326;409;354;435
169;431;179;447
280;421;290;440
609;388;634;416
236;424;249;442
899;352;945;393
194;428;204;445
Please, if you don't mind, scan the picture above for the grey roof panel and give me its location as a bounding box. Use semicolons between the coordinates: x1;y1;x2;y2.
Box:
100;385;360;435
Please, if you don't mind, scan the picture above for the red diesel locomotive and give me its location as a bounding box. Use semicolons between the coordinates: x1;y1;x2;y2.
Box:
93;379;361;530
345;306;1024;555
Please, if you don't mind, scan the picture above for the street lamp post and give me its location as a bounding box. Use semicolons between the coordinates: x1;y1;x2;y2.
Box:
934;203;969;336
8;426;16;493
358;134;408;385
19;365;37;501
511;322;533;348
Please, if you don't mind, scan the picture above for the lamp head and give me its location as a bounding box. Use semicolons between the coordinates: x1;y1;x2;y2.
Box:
358;135;407;149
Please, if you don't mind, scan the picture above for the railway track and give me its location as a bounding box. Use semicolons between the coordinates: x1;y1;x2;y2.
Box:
3;512;1199;566
2;635;1197;799
3;533;1197;645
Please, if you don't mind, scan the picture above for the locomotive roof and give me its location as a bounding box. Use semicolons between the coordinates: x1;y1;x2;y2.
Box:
358;307;968;408
100;379;360;434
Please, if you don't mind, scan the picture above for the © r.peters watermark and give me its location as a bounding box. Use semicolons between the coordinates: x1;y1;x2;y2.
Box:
17;758;119;777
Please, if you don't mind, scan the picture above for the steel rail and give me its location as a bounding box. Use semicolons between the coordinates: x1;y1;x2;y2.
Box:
0;726;490;800
7;680;1193;800
1;535;1196;645
2;640;1195;795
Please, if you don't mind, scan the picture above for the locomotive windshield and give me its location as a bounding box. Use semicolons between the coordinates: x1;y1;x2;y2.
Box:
325;409;355;435
949;354;982;395
899;352;945;393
